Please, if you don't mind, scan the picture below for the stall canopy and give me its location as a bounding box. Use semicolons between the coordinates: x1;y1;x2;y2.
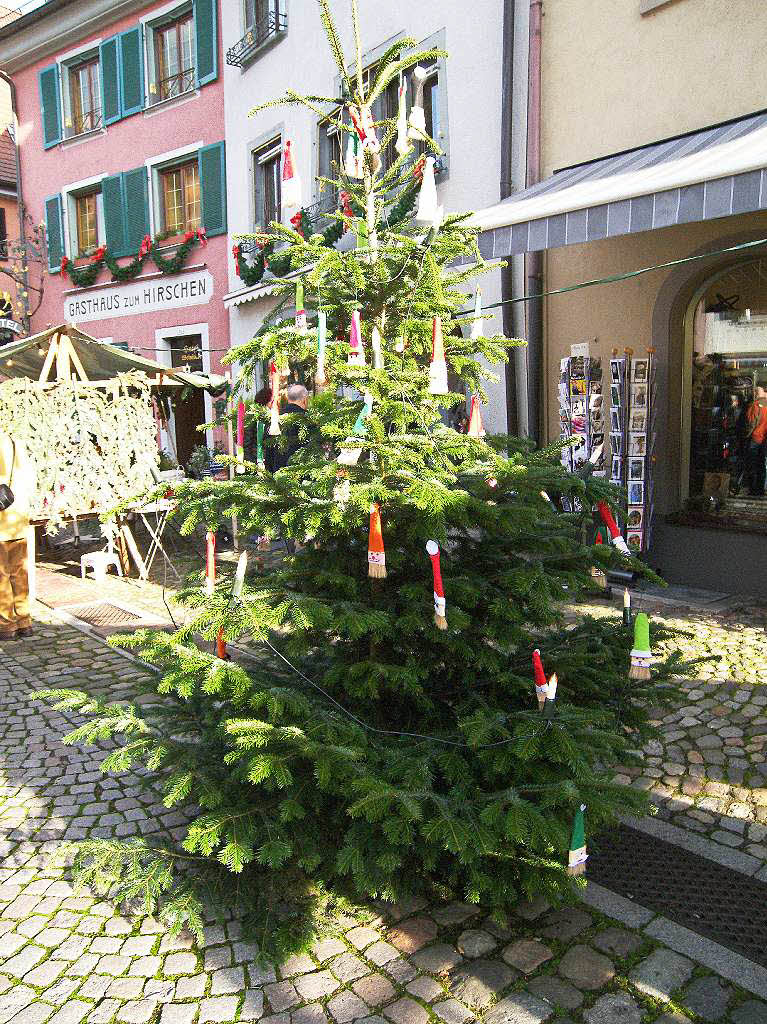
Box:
0;324;227;390
472;109;767;258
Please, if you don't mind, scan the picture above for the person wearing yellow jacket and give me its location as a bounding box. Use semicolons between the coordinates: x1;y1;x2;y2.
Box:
0;431;36;640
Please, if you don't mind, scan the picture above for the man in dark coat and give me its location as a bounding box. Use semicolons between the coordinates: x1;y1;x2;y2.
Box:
273;383;309;470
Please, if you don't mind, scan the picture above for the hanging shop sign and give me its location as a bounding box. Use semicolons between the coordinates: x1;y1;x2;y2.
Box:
64;270;214;324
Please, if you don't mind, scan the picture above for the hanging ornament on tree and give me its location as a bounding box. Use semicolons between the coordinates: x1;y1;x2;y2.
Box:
268;361;281;436
372;321;383;370
333;469;351;504
205;531;216;597
344;130;363;179
256;420;265;469
394;335;406;354
469;288;483;342
349;104;382;172
429;316;449;395
315;310;328;388
543;673;558;719
568;804;588;875
395;77;411;157
338;393;373;466
232;549;248;600
407;66;428;139
426;540;447;630
532;649;548;710
590;530;607;589
216;626;229;661
367;503;387;579
596;500;630;556
629;612;652;680
281;139;302;211
348;310;366;365
414;156;443;229
623;587;632;628
236;400;246;475
294;280;307;333
467;395;485;437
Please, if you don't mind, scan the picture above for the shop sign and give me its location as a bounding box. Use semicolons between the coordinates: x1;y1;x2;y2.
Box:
64;270;214;324
571;340;592;357
0;318;22;335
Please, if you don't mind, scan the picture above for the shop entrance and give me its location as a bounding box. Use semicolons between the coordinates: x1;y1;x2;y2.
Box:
687;259;767;529
169;335;207;469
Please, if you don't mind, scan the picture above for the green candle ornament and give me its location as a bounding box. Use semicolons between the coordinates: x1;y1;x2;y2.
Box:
629;611;652;680
256;420;265;469
568;804;588;876
315;310;327;388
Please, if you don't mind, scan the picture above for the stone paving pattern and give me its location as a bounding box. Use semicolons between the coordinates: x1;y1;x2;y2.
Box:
1;601;767;1023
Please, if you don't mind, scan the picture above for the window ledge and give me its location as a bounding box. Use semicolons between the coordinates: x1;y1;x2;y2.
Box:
640;0;679;13
143;88;199;117
60;127;106;149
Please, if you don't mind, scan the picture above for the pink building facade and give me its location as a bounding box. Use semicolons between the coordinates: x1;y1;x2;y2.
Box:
0;0;229;467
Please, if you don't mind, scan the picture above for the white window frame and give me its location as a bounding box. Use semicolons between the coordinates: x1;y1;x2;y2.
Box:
154;322;213;455
141;0;195;109
253;133;282;230
58;38;103;141
61;172;107;260
146;140;203;237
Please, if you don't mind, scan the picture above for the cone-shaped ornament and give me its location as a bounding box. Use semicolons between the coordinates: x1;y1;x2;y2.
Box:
590;530;607;588
256;420;265;469
568;804;588;875
407;66;427;139
395;78;411;156
532;648;548;710
281;139;301;211
315;310;328;387
467;395;485;437
597;500;630;556
236;400;246;474
268;361;281;436
348;310;365;366
414;156;443;229
630;612;652;680
295;280;307;333
232;550;248;599
205;531;215;597
368;503;386;578
429;316;449;395
469;288;483;342
426;540;447;630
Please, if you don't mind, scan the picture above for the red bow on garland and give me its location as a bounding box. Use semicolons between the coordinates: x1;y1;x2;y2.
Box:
197;227;207;246
91;245;106;263
138;234;152;259
413;154;427;182
339;190;355;221
61;256;69;270
232;243;241;276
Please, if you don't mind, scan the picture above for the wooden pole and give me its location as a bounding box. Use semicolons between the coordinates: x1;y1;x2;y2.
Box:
26;524;35;604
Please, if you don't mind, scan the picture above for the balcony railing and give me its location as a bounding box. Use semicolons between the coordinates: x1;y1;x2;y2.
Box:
151;67;195;104
65;107;103;138
226;9;287;67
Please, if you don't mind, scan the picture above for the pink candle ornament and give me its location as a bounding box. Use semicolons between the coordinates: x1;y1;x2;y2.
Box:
236;400;245;475
205;531;216;597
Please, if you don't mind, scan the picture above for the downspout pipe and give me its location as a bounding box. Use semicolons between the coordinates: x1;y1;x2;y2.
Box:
0;68;30;334
500;0;517;435
525;0;543;442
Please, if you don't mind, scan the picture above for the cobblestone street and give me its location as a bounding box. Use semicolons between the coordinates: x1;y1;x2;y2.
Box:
1;600;767;1024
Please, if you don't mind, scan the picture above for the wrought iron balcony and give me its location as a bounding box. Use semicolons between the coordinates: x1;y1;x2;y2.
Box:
226;10;287;68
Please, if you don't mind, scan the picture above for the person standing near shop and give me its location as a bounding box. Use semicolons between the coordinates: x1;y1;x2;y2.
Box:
745;385;767;497
0;431;36;640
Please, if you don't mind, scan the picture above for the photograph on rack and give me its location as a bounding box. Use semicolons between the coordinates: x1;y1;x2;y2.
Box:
610;359;624;383
629;432;647;456
610;432;623;455
610;384;621;406
610;409;622;431
610;454;622;480
631;383;648;408
627;506;644;530
632;358;649;383
628;480;645;505
628;457;645;480
627;530;643;551
629;409;647;432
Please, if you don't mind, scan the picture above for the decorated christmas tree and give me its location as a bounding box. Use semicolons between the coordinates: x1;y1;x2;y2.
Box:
38;0;691;956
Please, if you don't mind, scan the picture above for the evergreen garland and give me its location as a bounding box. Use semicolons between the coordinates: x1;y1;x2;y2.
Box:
60;230;204;288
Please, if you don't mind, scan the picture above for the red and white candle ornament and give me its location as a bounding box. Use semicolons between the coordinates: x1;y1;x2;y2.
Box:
532;648;548;710
426;540;447;630
429;316;449;395
467;395;485;438
281;139;302;211
348;310;366;366
368;504;386;579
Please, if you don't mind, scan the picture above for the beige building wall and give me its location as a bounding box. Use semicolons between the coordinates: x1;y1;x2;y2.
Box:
541;0;767;174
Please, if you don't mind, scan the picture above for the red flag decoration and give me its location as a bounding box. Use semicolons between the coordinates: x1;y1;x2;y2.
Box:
205;531;215;597
368;504;386;578
348;310;365;365
216;627;229;661
467;395;485;437
236;400;245;475
532;648;548;710
268;361;281;436
428;317;449;395
426;540;447;630
597;501;630;556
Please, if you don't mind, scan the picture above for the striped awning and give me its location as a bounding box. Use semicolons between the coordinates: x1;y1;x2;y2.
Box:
472;110;767;258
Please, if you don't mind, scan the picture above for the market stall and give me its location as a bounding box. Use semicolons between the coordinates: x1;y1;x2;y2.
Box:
0;324;227;589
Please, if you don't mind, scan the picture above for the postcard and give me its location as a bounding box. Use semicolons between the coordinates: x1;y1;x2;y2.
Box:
631;383;648;408
629;410;647;432
628;457;645;481
629;432;647;456
626;506;644;530
627;530;643;551
628;480;644;505
610;432;623;455
632;358;648;383
610;360;623;383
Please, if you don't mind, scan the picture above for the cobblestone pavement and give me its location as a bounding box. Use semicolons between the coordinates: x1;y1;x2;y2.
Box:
2;604;767;1024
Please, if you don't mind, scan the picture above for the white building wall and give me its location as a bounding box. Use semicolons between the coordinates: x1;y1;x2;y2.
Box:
223;0;509;431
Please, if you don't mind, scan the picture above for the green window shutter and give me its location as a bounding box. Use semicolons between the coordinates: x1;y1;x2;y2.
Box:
38;65;61;149
194;0;218;87
44;195;63;272
199;141;226;236
122;167;150;254
119;26;144;117
103;173;127;256
100;36;122;125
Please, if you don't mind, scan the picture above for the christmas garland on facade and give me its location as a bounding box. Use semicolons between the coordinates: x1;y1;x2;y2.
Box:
61;229;207;288
233;177;420;289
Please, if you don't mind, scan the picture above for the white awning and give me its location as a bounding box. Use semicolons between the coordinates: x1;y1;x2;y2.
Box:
472;111;767;257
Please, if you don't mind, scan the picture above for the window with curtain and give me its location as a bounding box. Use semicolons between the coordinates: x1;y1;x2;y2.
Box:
75;190;100;256
253;138;281;228
160;160;200;234
154;10;195;102
246;0;278;34
67;55;101;136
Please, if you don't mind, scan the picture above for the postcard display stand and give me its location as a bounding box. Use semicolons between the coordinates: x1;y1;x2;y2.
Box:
558;355;606;502
608;347;656;553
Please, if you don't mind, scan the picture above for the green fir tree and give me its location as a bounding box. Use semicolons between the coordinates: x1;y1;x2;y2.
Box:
37;0;695;957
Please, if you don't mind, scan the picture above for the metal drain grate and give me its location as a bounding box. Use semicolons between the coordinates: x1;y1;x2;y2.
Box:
589;825;767;966
66;602;145;628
